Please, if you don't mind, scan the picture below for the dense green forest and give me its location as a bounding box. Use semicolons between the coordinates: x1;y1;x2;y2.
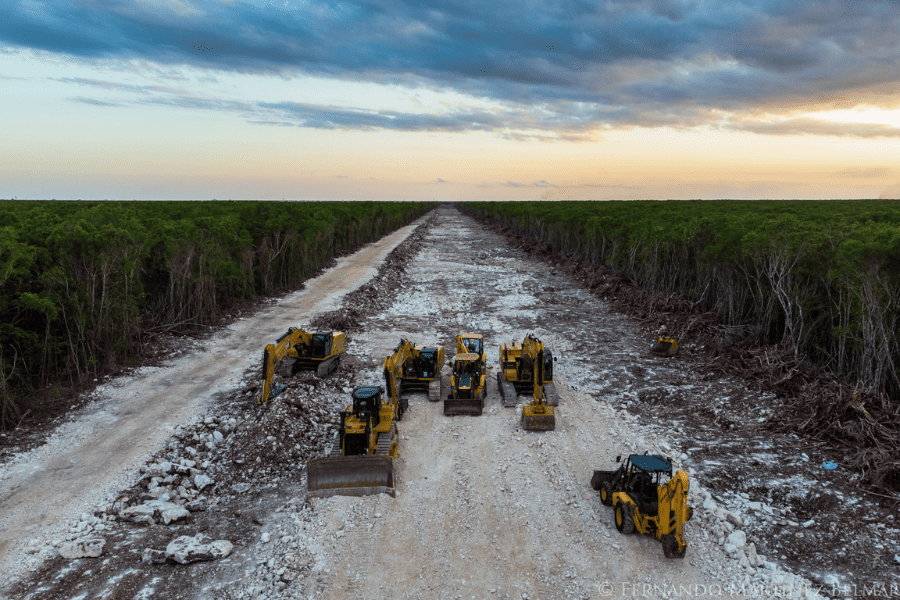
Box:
464;200;900;404
0;201;432;428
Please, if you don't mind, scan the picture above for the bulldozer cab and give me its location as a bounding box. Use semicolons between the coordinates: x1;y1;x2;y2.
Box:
311;331;333;358
543;350;554;381
351;386;383;427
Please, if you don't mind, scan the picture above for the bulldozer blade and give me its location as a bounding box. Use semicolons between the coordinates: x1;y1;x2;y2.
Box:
521;412;555;430
306;455;395;498
444;398;484;416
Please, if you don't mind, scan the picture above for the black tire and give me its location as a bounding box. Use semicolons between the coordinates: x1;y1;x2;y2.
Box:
614;503;635;534
661;534;686;559
600;482;613;506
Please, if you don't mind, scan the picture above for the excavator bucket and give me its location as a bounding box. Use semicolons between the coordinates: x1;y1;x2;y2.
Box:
306;456;396;498
650;337;678;357
521;405;555;431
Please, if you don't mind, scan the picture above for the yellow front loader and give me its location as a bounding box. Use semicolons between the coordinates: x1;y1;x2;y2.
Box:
258;327;345;404
608;454;693;558
306;385;400;498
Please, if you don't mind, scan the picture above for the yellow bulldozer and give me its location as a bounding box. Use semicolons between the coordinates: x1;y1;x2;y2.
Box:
497;333;559;408
444;333;487;416
592;453;693;558
258;327;346;404
383;339;445;413
306;385;400;498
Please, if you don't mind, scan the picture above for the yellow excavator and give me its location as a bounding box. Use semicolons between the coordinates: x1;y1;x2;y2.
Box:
444;333;487;416
258;327;345;404
498;333;559;408
383;339;445;413
595;453;692;558
306;385;400;498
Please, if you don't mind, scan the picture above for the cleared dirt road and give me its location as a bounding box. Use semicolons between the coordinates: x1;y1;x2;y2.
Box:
284;208;752;600
0;216;427;583
6;208;830;600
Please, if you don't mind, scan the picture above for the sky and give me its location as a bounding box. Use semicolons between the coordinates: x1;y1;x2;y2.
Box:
1;0;900;200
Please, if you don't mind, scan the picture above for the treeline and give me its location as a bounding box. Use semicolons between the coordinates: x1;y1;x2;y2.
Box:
0;201;432;428
463;200;900;403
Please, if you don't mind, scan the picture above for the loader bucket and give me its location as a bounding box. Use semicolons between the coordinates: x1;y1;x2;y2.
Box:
522;405;555;431
650;337;678;357
444;398;484;416
306;455;396;498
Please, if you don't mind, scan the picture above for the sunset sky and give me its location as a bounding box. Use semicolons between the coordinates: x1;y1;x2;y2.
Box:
2;0;899;200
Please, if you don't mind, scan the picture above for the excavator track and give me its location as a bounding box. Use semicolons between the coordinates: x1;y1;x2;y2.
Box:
497;372;517;407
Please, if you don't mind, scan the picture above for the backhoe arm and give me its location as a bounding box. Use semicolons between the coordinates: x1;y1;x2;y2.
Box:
258;328;308;404
657;470;690;558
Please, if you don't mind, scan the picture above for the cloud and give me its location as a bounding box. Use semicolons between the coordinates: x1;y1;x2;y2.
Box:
728;118;900;138
503;180;557;187
4;0;900;136
68;96;123;107
833;167;893;178
878;184;900;199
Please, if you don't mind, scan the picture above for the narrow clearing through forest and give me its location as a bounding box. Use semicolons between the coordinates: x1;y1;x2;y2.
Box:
3;207;897;600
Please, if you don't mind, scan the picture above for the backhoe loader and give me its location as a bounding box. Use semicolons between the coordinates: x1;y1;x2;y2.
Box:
593;453;693;558
444;333;487;416
498;334;558;408
383;339;445;412
306;385;400;498
258;328;345;404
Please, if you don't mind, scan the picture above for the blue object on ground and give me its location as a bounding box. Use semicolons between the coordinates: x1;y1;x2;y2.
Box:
822;461;838;470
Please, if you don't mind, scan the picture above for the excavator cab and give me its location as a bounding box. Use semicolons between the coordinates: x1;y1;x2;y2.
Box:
311;332;333;359
417;347;439;379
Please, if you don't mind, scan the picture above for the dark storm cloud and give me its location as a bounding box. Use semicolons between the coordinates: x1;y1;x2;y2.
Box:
5;0;900;135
